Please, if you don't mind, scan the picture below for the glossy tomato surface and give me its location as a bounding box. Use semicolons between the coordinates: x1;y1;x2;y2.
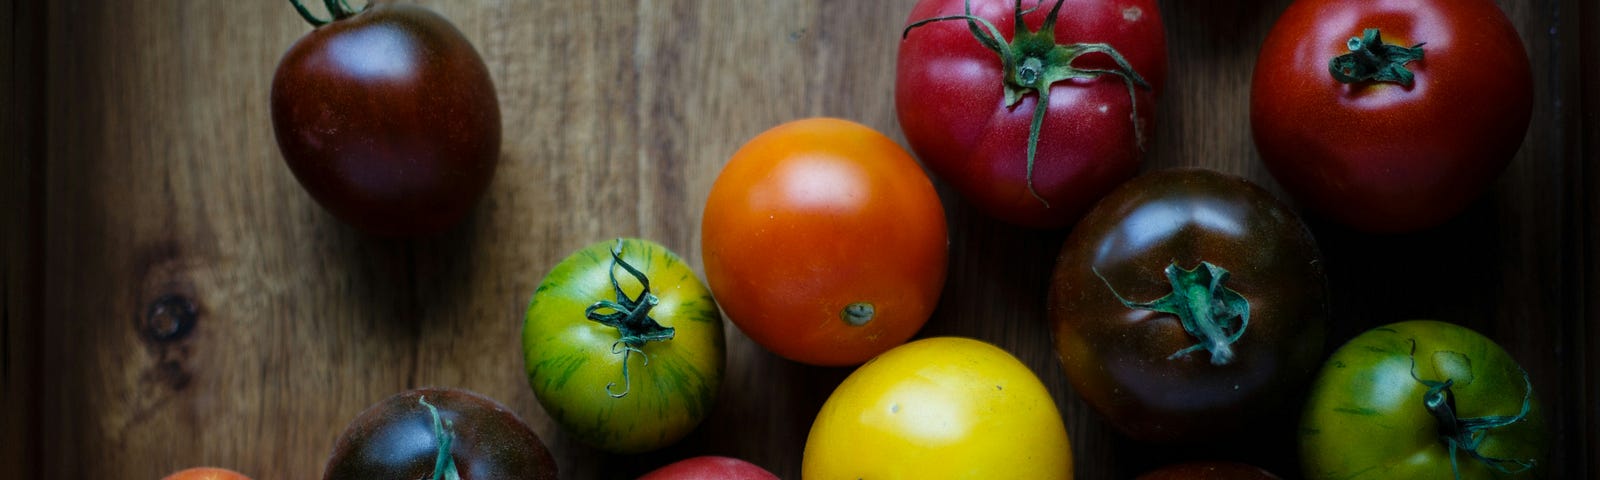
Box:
638;456;780;480
1049;168;1328;443
1301;321;1547;479
803;337;1072;479
323;388;556;480
162;468;251;480
1251;0;1532;233
898;0;1167;228
523;238;724;453
272;1;500;236
1136;462;1281;480
701;118;948;366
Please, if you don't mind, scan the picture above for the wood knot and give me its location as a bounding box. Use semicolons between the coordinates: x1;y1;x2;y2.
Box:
142;294;197;343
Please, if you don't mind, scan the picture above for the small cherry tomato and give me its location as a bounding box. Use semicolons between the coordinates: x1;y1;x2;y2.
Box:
702;118;949;366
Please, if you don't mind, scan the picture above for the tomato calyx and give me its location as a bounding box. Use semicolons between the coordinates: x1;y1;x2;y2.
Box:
1095;261;1249;365
418;396;464;480
586;239;676;399
1329;28;1426;87
288;0;363;27
1406;340;1537;479
903;0;1152;207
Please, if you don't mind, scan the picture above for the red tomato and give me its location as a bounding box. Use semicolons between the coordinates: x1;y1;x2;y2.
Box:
1250;0;1532;233
638;456;779;480
701;118;949;366
162;468;251;480
897;0;1167;229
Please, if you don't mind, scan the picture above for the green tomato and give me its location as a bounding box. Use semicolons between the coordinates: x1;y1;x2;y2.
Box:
1301;320;1547;479
522;238;725;453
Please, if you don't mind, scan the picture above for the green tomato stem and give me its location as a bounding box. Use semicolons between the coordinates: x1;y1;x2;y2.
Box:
418;396;463;480
289;0;330;26
1406;340;1537;479
1094;261;1250;365
585;239;675;399
1329;28;1426;87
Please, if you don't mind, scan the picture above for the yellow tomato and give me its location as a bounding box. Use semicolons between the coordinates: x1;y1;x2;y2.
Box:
802;337;1073;479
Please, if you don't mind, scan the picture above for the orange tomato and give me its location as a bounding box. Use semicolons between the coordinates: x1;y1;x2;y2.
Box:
702;118;948;366
162;467;251;480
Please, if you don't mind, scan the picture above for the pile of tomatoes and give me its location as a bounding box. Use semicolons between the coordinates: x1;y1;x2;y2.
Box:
173;0;1549;478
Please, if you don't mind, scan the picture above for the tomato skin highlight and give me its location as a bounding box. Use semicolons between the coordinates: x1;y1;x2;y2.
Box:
638;456;780;480
896;0;1167;229
1300;320;1547;480
1250;0;1533;233
1049;168;1328;444
802;337;1073;479
701;118;948;366
523;238;725;453
271;1;501;236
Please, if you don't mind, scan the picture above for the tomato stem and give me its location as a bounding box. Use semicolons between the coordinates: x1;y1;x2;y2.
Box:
288;0;330;27
903;0;1152;208
418;396;463;480
1406;340;1537;479
586;239;675;399
1094;261;1249;365
1329;28;1425;87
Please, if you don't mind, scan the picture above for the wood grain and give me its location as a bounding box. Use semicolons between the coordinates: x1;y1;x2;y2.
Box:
3;1;1591;478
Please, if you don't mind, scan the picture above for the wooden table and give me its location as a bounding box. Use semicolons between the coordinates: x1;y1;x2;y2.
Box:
3;1;1595;478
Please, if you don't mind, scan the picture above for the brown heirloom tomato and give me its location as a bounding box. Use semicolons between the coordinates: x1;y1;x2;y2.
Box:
1048;169;1328;443
272;1;500;236
322;388;557;480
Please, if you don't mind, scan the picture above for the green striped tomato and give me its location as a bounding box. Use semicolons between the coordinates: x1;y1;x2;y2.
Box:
522;238;725;453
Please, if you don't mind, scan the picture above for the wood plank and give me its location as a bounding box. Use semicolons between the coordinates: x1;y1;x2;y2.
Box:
1582;0;1599;477
13;0;1588;478
2;2;45;480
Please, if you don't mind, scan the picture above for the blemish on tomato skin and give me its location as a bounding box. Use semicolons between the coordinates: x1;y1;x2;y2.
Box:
1123;6;1142;22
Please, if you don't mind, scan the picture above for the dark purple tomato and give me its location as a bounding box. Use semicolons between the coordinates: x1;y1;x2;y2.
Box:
1048;168;1328;443
272;0;500;236
323;388;557;480
1137;462;1282;480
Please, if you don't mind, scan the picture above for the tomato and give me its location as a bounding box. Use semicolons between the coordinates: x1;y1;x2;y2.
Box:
1048;168;1328;443
638;456;780;480
1136;462;1281;480
1250;0;1533;233
1301;321;1547;479
322;388;557;479
701;118;948;366
523;238;724;453
897;0;1167;229
802;337;1072;479
272;0;500;236
162;468;251;480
